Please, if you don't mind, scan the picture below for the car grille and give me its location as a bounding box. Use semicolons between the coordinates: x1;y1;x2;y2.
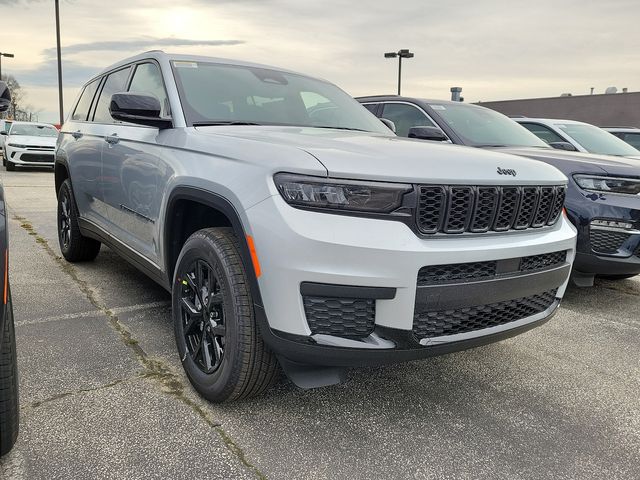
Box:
413;289;557;339
590;229;630;254
416;185;565;234
417;250;567;286
25;146;55;151
20;153;54;163
303;296;375;338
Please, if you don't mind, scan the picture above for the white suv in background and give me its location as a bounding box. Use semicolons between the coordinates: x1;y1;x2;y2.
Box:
56;51;577;402
3;121;58;171
515;118;640;159
603;127;640;150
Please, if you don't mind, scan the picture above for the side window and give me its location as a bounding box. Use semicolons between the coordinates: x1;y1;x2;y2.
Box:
381;103;435;137
71;79;100;121
620;133;640;149
92;67;132;124
362;103;380;115
519;122;565;144
128;63;169;117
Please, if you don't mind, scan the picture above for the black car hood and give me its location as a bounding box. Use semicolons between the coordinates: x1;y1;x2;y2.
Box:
493;147;640;178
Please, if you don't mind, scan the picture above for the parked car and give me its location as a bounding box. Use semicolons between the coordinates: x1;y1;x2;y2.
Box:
0;81;19;455
56;52;576;402
603;127;640;150
357;96;640;285
0;120;12;160
512;118;640;159
2;121;58;171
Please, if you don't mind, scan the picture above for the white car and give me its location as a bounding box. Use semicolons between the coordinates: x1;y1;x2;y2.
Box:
603;126;640;150
0;120;12;159
2;121;58;171
515;118;640;159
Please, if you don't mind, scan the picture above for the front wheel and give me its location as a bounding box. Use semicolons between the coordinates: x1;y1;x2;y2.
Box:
172;227;279;402
0;291;19;456
5;160;14;172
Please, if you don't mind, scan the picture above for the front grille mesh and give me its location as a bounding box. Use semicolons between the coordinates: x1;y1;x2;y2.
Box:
413;289;557;339
20;153;54;163
590;230;630;254
417;251;567;286
416;185;565;234
303;296;375;338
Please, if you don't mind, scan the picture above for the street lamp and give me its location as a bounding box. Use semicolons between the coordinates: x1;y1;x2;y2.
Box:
0;52;15;80
55;0;64;125
384;49;414;96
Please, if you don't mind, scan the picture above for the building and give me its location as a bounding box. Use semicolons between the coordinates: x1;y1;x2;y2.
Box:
477;91;640;127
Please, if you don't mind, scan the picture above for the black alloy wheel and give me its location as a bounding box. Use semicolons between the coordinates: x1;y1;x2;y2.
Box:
59;192;71;250
179;259;226;374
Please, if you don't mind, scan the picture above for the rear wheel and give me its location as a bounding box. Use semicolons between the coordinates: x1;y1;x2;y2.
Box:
0;291;19;456
172;227;279;402
57;179;101;262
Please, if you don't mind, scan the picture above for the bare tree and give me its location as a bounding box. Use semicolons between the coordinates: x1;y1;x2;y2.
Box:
0;74;39;121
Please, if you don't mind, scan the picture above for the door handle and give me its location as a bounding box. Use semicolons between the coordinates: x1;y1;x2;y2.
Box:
72;130;83;139
105;134;120;145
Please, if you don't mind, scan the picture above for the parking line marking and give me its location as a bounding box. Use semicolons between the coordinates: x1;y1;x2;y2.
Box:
15;300;170;327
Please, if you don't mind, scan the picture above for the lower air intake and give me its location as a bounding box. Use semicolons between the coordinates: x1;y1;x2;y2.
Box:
303;296;375;339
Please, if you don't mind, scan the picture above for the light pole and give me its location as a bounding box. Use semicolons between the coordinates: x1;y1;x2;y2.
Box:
384;49;414;96
55;0;64;125
0;52;15;80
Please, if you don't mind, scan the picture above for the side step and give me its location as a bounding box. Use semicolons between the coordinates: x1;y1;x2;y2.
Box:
278;357;348;389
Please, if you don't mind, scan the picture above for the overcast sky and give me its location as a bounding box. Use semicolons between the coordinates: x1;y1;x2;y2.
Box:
1;0;639;122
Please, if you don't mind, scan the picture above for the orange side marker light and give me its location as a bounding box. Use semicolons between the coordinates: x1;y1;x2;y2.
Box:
246;235;262;278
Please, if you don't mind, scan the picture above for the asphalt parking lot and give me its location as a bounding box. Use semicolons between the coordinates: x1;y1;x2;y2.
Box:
0;168;638;480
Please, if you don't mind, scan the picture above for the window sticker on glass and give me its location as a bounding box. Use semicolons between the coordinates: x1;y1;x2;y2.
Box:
430;105;446;110
174;61;199;68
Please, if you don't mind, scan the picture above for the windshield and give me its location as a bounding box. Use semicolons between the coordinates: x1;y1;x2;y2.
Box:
172;61;390;133
9;124;58;137
428;103;549;148
555;123;640;156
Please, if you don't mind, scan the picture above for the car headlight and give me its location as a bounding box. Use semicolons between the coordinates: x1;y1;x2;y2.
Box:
7;143;27;149
573;175;640;195
274;173;411;213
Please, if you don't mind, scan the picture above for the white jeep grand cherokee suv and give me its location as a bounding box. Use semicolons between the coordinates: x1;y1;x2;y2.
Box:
55;51;576;402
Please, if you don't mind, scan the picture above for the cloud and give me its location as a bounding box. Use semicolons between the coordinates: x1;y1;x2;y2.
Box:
12;36;245;87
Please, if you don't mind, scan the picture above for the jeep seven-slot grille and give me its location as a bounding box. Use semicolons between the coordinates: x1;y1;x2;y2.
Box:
412;289;557;339
416;185;565;234
417;251;567;286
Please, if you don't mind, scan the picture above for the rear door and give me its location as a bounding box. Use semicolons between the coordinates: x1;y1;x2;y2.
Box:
99;61;170;265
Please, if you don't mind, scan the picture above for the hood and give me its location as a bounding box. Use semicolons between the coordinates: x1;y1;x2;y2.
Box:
7;135;57;147
495;147;640;178
196;126;567;185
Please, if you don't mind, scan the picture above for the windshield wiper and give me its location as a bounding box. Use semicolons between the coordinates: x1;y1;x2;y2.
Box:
313;126;369;132
476;144;509;148
193;121;262;126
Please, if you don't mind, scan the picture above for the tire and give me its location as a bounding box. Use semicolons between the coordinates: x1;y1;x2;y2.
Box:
0;291;19;456
599;274;638;280
5;161;14;172
172;227;279;402
57;179;101;262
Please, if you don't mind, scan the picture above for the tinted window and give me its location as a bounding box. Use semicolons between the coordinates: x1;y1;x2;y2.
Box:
556;123;640;156
520;122;566;144
71;79;101;121
428;103;548;148
93;67;132;123
128;63;169;117
171;61;390;133
362;103;379;114
381;103;434;137
620;132;640;149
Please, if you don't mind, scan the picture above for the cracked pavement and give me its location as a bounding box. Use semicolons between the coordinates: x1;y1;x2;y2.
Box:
0;169;639;479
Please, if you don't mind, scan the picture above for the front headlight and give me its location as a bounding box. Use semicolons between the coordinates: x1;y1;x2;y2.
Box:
274;173;411;213
573;175;640;195
7;143;27;149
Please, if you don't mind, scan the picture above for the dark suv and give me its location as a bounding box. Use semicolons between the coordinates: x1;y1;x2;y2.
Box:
358;96;640;285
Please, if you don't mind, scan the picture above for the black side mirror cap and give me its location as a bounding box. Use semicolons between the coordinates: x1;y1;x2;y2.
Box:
408;126;448;141
379;118;396;133
0;81;11;113
0;131;7;136
109;92;172;129
548;141;578;152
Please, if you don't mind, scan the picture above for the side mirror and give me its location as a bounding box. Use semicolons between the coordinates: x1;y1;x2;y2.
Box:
379;118;396;133
408;126;448;142
0;81;11;113
548;141;578;152
109;92;172;129
0;131;7;136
